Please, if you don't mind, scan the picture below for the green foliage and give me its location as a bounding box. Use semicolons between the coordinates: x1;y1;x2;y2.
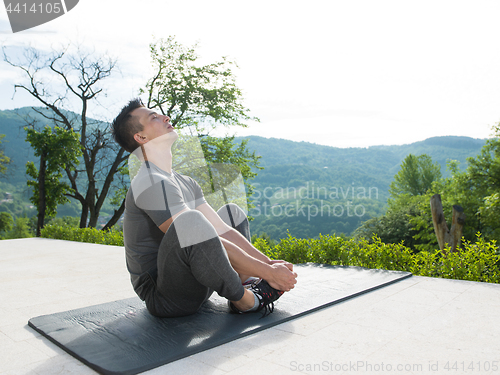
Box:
251;232;277;248
40;224;124;246
412;234;500;283
409;142;500;250
25;125;82;215
3;44;129;230
36;215;500;284
200;135;262;212
46;216;81;227
408;163;477;251
25;125;82;235
254;233;500;283
0;134;11;175
353;196;423;250
466;125;500;241
467;125;500;194
3;217;34;239
357;134;500;251
0;211;13;238
241;137;482;242
480;193;500;240
389;154;441;197
143;36;256;130
258;233;414;270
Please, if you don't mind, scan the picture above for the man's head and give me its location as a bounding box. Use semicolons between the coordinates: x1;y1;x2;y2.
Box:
112;98;176;153
111;98;145;152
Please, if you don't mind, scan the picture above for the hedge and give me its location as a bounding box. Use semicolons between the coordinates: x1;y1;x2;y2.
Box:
254;233;500;284
40;225;124;246
41;224;500;283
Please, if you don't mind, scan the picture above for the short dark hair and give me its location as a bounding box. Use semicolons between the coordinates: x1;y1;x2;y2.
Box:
111;98;145;152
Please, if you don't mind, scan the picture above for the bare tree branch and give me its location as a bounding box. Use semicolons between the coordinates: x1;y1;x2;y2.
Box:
4;44;128;229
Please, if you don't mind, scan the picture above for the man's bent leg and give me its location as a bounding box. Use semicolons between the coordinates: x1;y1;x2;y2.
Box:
217;203;250;239
148;210;245;317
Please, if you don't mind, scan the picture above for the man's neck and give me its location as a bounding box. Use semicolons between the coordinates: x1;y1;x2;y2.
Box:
144;147;172;173
141;134;175;173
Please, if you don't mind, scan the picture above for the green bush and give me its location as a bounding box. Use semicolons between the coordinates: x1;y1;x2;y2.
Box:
411;235;500;283
255;232;500;284
3;217;34;239
40;223;499;284
40;225;123;246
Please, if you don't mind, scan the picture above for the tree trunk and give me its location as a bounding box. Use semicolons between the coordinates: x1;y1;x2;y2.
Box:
36;152;47;237
102;197;126;231
88;207;98;228
79;202;89;228
430;194;466;253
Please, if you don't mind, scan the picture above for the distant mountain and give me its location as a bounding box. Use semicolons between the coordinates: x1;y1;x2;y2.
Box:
0;108;488;240
237;135;486;175
234;135;487;240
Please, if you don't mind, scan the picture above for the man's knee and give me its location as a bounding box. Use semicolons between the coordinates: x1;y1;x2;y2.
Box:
172;209;218;248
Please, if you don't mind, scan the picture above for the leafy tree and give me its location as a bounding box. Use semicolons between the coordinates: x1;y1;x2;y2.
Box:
357;154;441;250
466;125;500;240
4;216;33;239
0;211;14;238
142;36;255;129
26;125;82;236
353;196;422;250
409;128;500;249
199;135;262;212
0;134;11;176
3;45;126;229
105;37;262;220
142;37;260;204
389;154;441;197
467;125;500;192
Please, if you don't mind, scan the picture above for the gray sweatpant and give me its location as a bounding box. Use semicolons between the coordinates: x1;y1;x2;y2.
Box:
145;204;249;317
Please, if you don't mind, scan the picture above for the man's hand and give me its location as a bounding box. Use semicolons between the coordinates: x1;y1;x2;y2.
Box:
267;262;297;292
269;259;294;272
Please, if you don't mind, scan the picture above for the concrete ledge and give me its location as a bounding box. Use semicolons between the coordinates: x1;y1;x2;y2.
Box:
1;238;499;374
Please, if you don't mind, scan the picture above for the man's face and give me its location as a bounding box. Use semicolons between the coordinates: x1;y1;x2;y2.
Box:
131;107;176;142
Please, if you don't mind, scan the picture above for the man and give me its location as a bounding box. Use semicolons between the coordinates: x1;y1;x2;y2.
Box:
111;99;297;318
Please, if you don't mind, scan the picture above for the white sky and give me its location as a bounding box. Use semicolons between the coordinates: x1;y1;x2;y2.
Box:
1;0;499;148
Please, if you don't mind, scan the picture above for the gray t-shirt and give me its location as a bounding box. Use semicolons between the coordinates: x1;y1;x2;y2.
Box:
123;161;206;299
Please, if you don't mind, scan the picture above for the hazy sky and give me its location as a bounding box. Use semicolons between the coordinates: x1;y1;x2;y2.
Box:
1;0;499;147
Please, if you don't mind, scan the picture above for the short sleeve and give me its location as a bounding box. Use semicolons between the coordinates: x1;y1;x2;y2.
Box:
132;177;189;227
192;178;207;208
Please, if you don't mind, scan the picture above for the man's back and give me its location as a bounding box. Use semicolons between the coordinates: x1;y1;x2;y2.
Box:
123;161;205;299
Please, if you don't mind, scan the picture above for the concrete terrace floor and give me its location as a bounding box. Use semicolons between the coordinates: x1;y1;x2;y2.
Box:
1;238;500;375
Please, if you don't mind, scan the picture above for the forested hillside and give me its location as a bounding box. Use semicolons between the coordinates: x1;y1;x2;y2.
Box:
0;108;488;240
236;136;487;240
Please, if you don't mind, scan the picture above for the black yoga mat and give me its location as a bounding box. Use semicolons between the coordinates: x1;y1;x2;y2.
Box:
28;264;411;375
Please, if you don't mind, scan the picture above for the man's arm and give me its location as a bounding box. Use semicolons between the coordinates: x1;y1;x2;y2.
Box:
195;202;297;291
219;236;297;291
157;208;188;233
196;203;271;263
